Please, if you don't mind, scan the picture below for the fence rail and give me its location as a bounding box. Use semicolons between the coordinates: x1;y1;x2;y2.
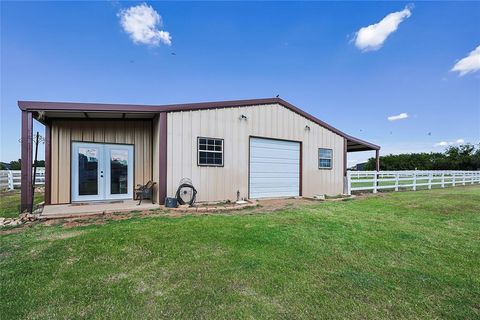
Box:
347;170;480;195
0;168;45;191
2;168;479;195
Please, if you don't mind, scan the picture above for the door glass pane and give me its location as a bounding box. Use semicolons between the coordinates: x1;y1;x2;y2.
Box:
110;149;129;194
78;147;98;195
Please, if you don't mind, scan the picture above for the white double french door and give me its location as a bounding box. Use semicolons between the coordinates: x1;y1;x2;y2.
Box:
71;142;134;202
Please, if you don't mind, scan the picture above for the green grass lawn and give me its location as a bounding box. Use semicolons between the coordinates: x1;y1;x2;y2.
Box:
0;191;44;218
1;187;479;319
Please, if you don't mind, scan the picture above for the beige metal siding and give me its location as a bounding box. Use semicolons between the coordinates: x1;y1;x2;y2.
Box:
167;104;345;202
50;120;152;204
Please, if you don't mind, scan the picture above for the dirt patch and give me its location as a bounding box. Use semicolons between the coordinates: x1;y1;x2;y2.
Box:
105;272;128;283
353;192;391;200
56;210;173;229
252;198;319;213
0;221;39;235
0;251;12;259
2;197;345;232
62;220;95;229
38;230;86;241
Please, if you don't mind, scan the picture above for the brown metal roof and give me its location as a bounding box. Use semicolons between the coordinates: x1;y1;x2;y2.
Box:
18;97;380;151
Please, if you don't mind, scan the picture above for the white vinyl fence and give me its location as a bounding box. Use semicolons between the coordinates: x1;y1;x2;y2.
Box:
0;168;45;191
347;170;480;195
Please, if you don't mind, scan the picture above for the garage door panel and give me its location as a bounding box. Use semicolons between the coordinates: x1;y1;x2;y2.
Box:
249;173;299;179
250;177;299;185
251;148;299;159
249;189;298;198
249;137;300;199
250;182;299;190
250;163;300;173
250;139;300;150
250;157;299;164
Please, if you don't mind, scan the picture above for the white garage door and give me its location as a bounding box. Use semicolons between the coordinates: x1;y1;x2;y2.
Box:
249;137;300;199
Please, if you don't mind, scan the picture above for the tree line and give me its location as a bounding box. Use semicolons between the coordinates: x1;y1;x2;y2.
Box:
0;160;45;170
364;144;480;171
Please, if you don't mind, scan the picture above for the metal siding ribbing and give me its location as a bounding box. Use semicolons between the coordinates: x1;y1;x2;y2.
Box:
167;103;345;202
50;120;152;204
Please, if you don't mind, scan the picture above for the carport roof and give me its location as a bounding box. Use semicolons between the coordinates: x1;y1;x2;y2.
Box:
18;97;379;151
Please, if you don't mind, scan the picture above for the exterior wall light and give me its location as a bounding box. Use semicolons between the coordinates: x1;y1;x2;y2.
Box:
305;125;311;131
239;114;248;120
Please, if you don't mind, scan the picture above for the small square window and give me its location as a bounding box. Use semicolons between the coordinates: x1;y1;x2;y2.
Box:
319;148;333;169
198;137;224;166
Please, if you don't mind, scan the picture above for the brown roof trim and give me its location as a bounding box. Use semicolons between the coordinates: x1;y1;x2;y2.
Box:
18;97;380;150
18;98;278;113
345;134;380;151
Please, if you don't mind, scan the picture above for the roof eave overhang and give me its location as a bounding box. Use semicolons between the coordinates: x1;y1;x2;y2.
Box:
345;134;380;151
18;98;380;151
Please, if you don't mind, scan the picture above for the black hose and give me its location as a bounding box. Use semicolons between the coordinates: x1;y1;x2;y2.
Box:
175;183;197;206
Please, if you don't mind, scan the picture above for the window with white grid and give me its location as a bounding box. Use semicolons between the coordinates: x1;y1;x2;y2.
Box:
198;137;224;166
319;148;332;169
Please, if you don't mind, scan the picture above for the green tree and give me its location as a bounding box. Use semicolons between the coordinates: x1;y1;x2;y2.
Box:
9;159;21;170
363;143;479;171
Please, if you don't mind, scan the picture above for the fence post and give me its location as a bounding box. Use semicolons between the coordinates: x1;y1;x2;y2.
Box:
7;170;14;190
428;172;432;190
412;171;417;191
452;173;456;187
441;172;445;188
395;173;399;191
462;172;466;186
373;172;378;193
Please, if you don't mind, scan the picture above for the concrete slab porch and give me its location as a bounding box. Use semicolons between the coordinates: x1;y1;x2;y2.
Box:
40;200;161;219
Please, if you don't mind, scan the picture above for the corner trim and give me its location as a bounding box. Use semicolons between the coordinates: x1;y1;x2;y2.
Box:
158;112;167;204
44;121;51;204
21;111;33;212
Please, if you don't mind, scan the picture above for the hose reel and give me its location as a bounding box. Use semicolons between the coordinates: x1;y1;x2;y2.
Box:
175;178;197;206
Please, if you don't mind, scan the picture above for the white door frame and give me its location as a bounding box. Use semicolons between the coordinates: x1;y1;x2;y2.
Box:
71;142;134;202
71;142;105;202
104;144;134;200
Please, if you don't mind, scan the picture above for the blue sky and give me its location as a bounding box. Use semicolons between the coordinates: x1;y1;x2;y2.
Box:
1;1;479;165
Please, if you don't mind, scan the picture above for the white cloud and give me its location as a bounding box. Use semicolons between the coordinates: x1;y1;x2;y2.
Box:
387;113;409;121
354;5;412;52
434;141;449;147
451;45;480;76
434;139;466;147
118;3;171;46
